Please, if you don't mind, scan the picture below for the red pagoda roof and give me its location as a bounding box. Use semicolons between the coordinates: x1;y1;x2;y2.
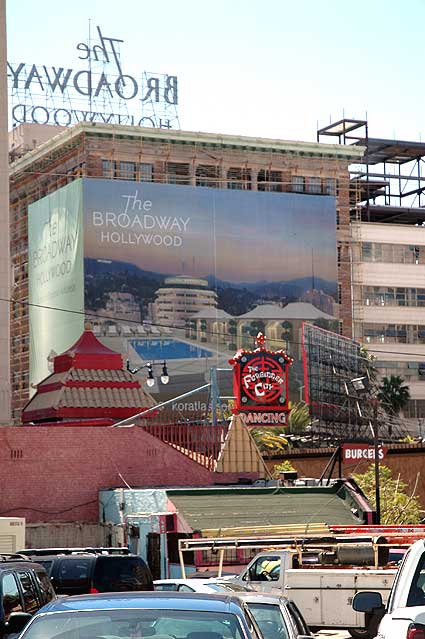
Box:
22;329;155;425
54;329;123;372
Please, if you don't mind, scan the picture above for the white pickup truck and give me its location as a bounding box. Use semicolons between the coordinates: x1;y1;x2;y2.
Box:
353;538;425;639
231;550;396;639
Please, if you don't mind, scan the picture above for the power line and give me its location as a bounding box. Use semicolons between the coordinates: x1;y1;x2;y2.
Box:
6;295;425;360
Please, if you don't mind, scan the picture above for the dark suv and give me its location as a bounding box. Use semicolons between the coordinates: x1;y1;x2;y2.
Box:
20;548;153;595
0;554;56;638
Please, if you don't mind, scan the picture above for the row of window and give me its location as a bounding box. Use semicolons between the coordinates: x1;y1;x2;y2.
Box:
101;160;338;194
405;399;425;419
361;286;425;307
13;262;28;285
362;323;425;344
361;242;425;264
13;370;29;385
13;299;28;319
374;360;425;382
12;334;29;352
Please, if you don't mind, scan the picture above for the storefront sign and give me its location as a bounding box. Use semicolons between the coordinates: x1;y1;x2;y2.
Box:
342;444;387;462
229;332;293;418
242;412;288;425
8;26;179;129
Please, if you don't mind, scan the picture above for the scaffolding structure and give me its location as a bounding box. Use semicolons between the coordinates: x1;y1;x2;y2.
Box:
302;323;408;442
317;118;425;221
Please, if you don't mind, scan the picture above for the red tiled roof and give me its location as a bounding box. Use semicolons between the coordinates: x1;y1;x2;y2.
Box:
54;330;123;372
22;330;156;424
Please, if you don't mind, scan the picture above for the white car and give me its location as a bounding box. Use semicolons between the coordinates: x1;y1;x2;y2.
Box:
154;578;246;594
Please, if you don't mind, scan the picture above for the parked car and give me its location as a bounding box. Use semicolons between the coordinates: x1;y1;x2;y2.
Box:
0;553;56;638
154;579;249;593
19;548;153;595
10;591;312;639
237;593;313;639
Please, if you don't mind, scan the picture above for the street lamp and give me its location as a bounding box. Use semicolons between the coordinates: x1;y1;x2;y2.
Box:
349;375;381;525
126;360;169;387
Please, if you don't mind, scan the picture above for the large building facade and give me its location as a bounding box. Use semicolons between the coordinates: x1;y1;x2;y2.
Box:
8;122;359;422
318;120;425;425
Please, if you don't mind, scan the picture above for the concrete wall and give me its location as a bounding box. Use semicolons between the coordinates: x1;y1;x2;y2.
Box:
26;522;123;549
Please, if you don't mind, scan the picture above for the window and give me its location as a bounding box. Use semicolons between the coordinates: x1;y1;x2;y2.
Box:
93;557;152;591
405;399;425;418
22;610;245;639
154;583;179;591
178;584;195;592
257;170;283;192
166;162;190;185
324;177;336;195
140;163;154;182
247;603;289;639
292;176;305;193
227;167;251;190
361;242;425;263
242;555;281;582
307;177;322;194
196;165;219;188
119;162;136;180
34;569;55;604
56;558;91;590
1;573;23;620
361;286;425;308
17;571;39;614
101;159;115;178
407;551;425;606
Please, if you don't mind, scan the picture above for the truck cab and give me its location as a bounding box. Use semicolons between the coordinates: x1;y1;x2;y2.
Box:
236;551;295;593
353;539;425;638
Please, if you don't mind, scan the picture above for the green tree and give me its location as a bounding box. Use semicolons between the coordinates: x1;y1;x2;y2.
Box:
271;459;296;478
251;427;288;453
287;401;310;434
378;375;411;415
353;465;422;524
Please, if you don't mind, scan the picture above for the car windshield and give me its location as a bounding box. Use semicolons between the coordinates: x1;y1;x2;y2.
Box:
247;603;289;639
21;609;246;639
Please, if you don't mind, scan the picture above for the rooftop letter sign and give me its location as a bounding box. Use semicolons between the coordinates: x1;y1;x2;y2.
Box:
8;25;179;130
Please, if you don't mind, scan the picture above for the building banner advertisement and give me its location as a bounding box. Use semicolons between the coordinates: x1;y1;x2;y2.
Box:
29;178;338;409
28;180;85;389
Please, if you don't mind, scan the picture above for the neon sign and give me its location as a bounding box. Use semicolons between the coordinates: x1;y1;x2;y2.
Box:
229;332;293;423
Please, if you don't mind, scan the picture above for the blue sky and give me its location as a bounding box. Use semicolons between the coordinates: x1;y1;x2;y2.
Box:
6;0;425;142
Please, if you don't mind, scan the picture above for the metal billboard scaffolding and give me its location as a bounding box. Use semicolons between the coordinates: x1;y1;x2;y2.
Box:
302;323;407;443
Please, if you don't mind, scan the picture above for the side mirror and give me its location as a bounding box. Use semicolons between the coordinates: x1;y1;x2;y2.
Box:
352;591;384;613
5;612;33;634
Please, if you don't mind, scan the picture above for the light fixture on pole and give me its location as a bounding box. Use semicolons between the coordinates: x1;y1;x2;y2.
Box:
126;360;169;388
160;362;169;385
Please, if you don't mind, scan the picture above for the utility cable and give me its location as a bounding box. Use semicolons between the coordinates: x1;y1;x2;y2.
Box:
7;294;425;360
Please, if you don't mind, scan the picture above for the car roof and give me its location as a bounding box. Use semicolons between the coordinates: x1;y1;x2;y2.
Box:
0;559;45;571
154;579;218;585
233;593;290;605
26;553;137;560
38;592;245;615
